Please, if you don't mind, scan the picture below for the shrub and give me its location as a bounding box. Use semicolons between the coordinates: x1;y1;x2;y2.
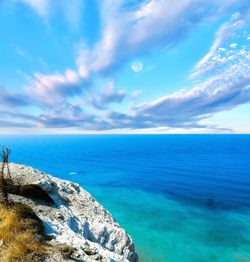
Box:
0;178;20;195
59;244;76;259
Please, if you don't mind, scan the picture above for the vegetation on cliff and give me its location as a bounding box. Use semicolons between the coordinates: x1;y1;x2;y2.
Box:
0;146;70;261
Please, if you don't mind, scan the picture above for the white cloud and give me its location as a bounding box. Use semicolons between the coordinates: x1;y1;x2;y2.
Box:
230;43;238;48
193;12;247;75
60;0;83;28
24;69;85;107
16;0;50;17
104;42;250;130
76;0;249;78
134;74;250;126
191;8;250;79
15;0;83;27
16;47;25;56
0;88;30;109
8;41;250;131
76;42;91;79
6;0;250;132
91;80;126;109
131;90;143;100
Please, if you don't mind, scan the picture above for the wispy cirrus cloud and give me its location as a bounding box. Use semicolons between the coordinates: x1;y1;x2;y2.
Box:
15;0;83;27
76;0;250;77
131;90;143;100
192;11;250;78
16;0;50;17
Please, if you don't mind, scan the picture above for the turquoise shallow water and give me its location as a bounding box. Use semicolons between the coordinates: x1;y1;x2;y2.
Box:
90;186;250;262
0;135;250;261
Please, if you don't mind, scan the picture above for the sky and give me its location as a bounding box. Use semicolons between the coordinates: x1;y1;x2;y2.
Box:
0;0;249;134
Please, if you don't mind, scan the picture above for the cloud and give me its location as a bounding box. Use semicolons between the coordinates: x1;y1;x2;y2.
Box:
16;0;50;17
0;88;30;108
103;43;250;130
0;100;95;129
77;0;249;77
38;112;94;128
230;43;238;48
15;0;83;27
24;69;87;107
59;0;83;28
37;62;250;132
131;90;143;100
192;11;249;77
0;109;39;129
16;47;26;56
133;75;250;128
0;120;34;128
21;67;95;129
190;44;246;80
4;0;249;132
91;81;126;109
17;21;250;131
7;45;249;131
104;75;250;130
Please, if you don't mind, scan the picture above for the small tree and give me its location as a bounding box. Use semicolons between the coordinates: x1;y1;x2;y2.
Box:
0;146;11;205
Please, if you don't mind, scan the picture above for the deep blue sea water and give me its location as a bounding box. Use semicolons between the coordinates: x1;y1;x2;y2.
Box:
1;135;250;262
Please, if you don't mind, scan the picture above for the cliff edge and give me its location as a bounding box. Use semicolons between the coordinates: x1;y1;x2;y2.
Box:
5;163;138;262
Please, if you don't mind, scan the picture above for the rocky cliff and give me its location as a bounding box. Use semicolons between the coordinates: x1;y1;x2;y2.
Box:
6;163;138;262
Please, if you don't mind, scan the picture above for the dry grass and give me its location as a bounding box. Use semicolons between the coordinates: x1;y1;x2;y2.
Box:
0;151;56;261
0;204;48;262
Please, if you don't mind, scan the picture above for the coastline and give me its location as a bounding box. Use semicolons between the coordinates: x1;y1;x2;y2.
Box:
1;163;138;262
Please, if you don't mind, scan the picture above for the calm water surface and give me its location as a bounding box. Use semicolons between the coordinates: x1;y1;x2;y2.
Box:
1;135;250;262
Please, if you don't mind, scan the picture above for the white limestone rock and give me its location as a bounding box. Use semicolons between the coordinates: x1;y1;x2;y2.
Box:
6;163;138;262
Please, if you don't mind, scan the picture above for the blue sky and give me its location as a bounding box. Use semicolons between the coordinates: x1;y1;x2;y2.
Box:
0;0;249;134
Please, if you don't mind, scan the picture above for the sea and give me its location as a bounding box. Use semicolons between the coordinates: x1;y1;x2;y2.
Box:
0;134;250;262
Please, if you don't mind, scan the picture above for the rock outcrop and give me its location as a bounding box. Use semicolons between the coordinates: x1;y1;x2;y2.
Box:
6;163;137;262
